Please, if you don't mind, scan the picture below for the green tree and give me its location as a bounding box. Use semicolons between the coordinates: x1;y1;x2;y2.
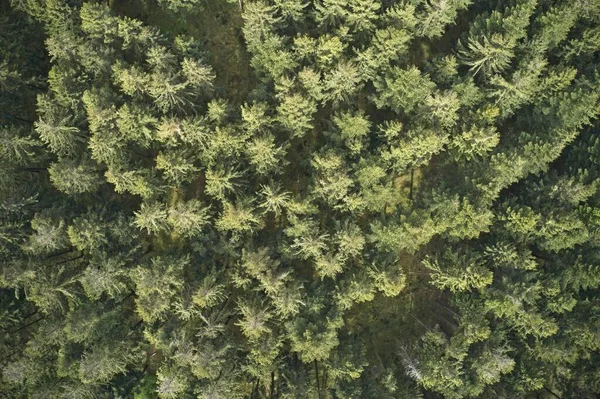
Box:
373;66;435;113
130;255;187;323
48;157;102;195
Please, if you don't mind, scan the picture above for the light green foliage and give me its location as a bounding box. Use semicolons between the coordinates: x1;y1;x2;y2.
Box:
251;33;297;80
413;314;515;399
49;158;101;194
382;127;448;173
489;55;545;117
298;67;324;101
130;256;187;323
113;64;150;97
79;343;143;384
207;98;231;124
314;253;343;278
23;210;70;255
563;25;600;61
35;95;83;156
315;35;345;69
80;3;119;43
156;367;188;398
344;0;381;32
336;271;377;309
245;133;286;175
156;118;184;144
459;34;515;77
294;35;316;60
323;60;362;104
242;1;280;52
80;255;128;300
63;305;110;344
374;26;412;60
105;167;156;199
424;90;460;129
537;5;579;49
277;92;316;138
385;1;418;31
258;183;290;215
181;58;215;91
158;0;204;12
216;198;261;234
417;0;472;38
275;0;309;22
432;55;459;84
286;298;344;362
450;126;499;161
333;111;371;154
148;73;194;113
167;199;210;237
23;264;80;313
311;150;354;207
335;222;365;260
423;248;493;293
485;297;559;339
116;103;158;146
369;262;406;297
67;213;107;252
239;247;292;300
134;202;170;234
291;227;328;260
205;168;242;200
374;66;435;113
192;272;226;309
241;102;272;134
369;215;439;254
155;149;199;184
236;300;273;341
314;0;380;32
0;127;40;165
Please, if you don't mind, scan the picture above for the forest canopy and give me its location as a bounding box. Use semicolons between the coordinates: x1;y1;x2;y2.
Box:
1;0;599;398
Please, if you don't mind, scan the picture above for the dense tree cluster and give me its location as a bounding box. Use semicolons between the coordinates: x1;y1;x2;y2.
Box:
1;0;599;398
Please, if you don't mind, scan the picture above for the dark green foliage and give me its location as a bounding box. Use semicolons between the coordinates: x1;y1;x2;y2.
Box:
1;0;600;398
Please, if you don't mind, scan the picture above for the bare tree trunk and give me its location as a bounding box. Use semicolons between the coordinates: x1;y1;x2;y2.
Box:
53;253;84;266
322;367;327;398
409;312;431;332
2;113;34;124
251;378;259;399
45;247;75;260
544;387;562;399
19;167;47;173
314;360;322;399
270;371;275;399
10;315;46;334
409;168;415;200
435;300;459;318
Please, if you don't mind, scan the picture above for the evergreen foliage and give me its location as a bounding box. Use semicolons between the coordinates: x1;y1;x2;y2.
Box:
1;0;599;398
